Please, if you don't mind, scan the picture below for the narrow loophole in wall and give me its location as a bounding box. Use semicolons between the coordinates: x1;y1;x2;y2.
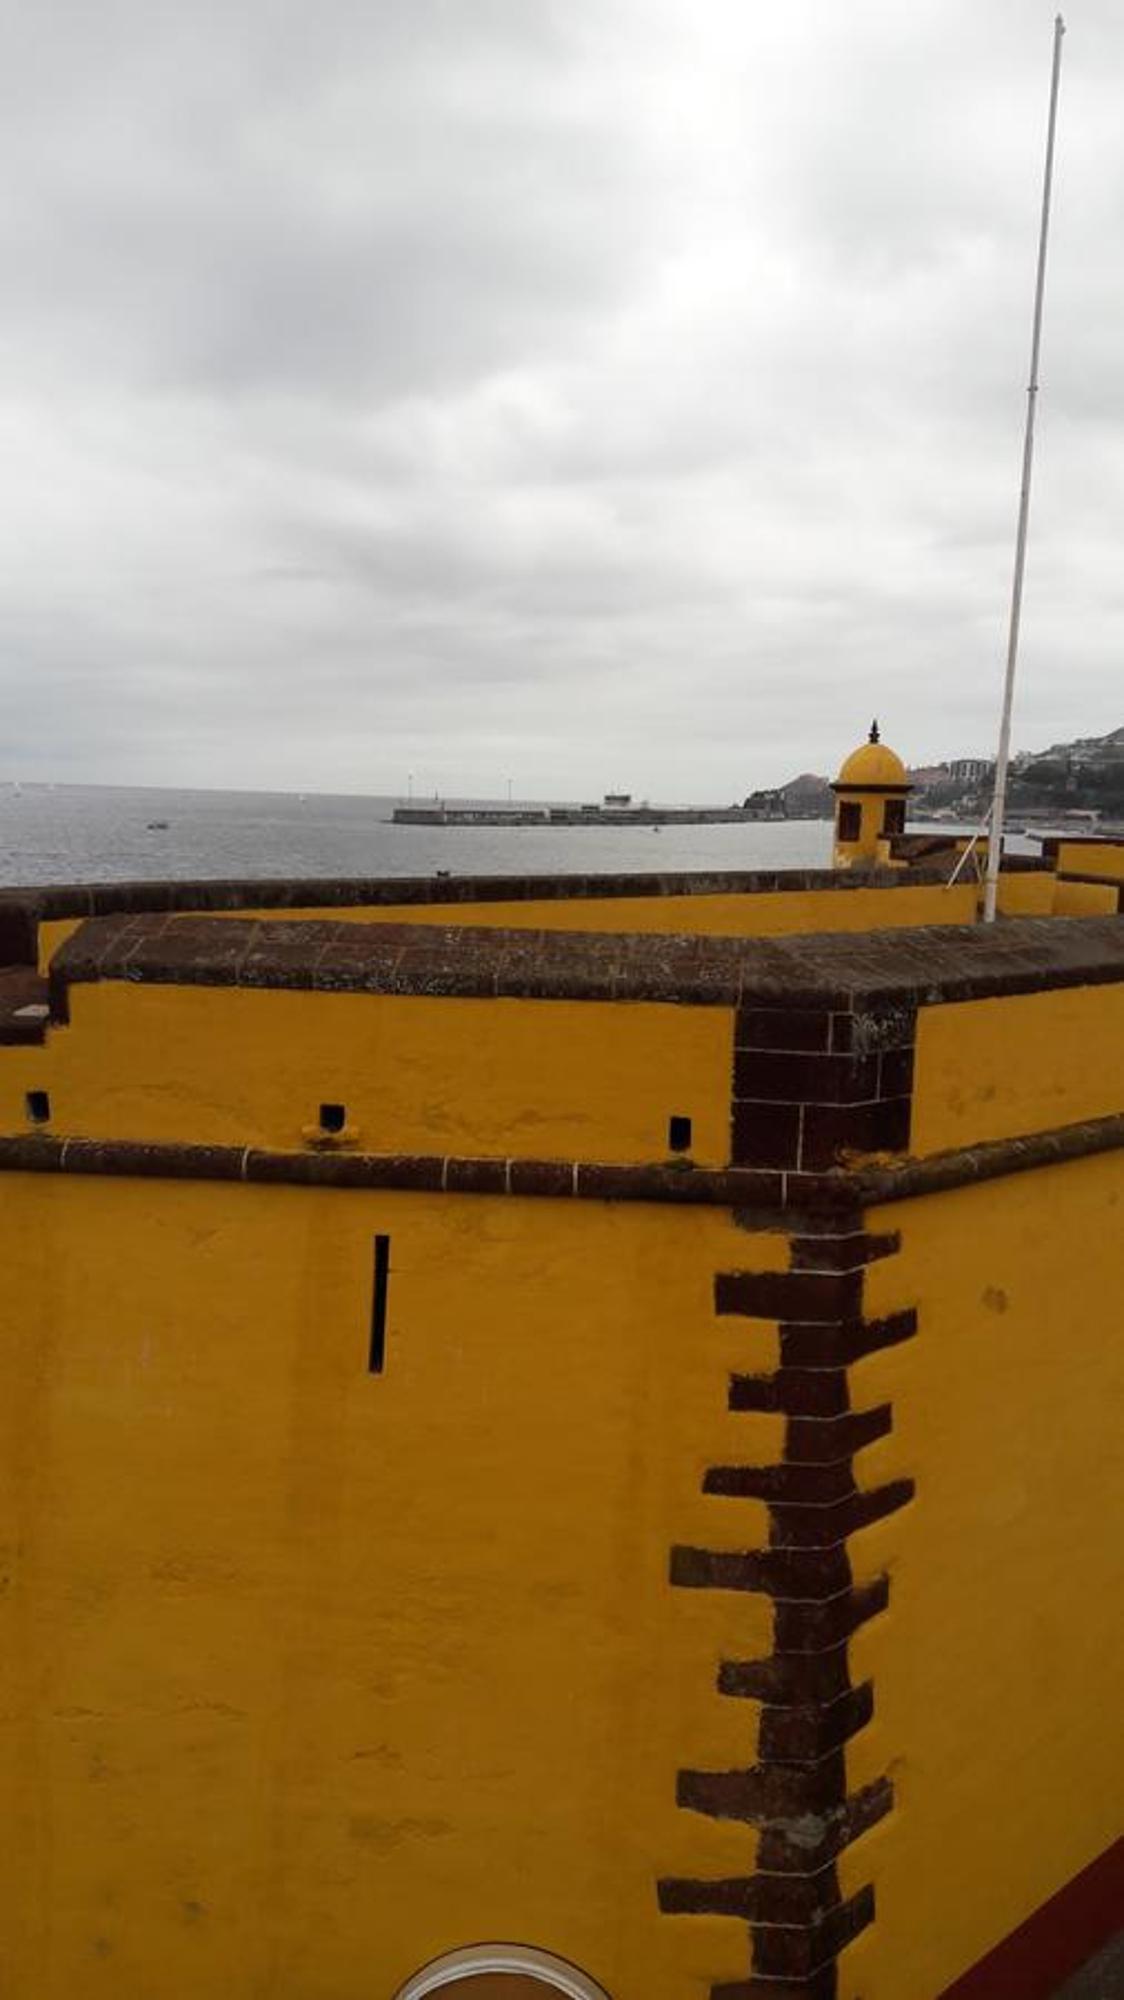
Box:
25;1090;50;1124
668;1114;692;1153
369;1235;391;1374
319;1102;346;1133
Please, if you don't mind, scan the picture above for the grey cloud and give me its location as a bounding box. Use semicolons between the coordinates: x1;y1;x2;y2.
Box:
1;2;651;401
0;0;1122;798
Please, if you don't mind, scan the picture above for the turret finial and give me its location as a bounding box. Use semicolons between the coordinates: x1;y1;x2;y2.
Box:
869;718;880;743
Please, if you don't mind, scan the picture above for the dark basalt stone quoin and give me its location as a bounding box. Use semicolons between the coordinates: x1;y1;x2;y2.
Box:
663;1212;922;1997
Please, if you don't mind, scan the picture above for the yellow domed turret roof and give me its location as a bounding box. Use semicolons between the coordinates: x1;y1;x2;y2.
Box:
834;721;910;790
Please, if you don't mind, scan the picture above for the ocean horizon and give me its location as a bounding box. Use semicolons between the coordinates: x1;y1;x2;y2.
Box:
0;780;844;887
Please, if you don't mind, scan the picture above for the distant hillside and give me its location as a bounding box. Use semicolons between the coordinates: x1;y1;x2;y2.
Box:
1023;725;1124;768
764;729;1123;823
778;772;833;818
1010;725;1124;816
897;726;1124;819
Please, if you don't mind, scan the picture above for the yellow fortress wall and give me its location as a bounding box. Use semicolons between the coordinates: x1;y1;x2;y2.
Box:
840;1150;1124;2000
1;888;1122;2000
3;982;735;1163
1041;836;1124;916
1049;836;1124;885
0;1179;782;2000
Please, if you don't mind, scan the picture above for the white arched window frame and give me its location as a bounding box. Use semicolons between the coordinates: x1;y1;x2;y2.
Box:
393;1942;611;2000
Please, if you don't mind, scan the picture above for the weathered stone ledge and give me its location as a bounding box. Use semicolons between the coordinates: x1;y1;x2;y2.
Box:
45;910;1124;1019
0;1112;1119;1211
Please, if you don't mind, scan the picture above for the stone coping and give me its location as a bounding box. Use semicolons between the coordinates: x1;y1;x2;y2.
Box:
0;863;951;920
0;968;48;1045
48;911;1124;1017
1038;834;1124;856
887;835;1049;872
0;864;958;964
0;1113;1119;1214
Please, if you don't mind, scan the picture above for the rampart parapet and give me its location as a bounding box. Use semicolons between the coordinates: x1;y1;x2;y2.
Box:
0;847;1121;2000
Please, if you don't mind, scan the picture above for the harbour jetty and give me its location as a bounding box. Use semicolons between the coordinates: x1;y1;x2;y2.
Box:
393;790;789;827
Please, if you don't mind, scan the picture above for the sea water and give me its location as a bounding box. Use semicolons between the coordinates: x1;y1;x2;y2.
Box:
0;784;839;887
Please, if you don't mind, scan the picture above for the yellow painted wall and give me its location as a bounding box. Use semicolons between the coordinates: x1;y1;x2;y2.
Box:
0;1174;789;2000
34;917;84;965
832;792;897;869
0;984;733;1166
994;870;1055;916
33;881;983;972
911;982;1124;1156
1055;840;1124;884
835;1151;1124;1999
1051;877;1119;917
7;896;1122;2000
228;883;979;937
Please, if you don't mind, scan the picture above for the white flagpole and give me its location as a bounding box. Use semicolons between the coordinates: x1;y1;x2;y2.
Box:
982;13;1066;923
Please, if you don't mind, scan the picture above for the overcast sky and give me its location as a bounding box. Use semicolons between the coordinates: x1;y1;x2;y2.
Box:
1;1;1121;799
